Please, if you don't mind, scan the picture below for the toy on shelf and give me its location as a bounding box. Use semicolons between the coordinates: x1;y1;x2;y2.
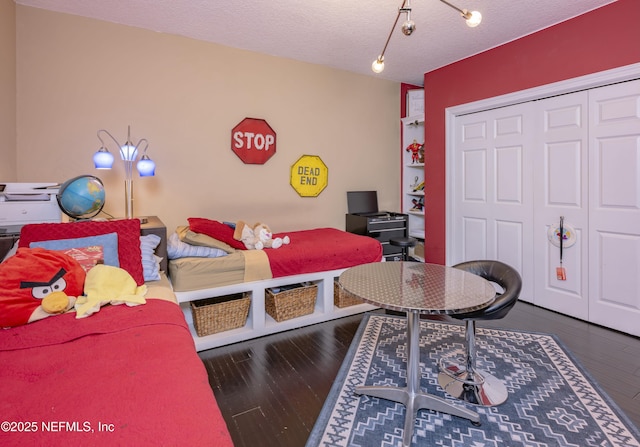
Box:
410;197;424;212
405;139;424;164
412;181;424;192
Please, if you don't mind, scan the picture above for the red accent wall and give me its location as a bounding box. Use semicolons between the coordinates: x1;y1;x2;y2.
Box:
423;0;640;264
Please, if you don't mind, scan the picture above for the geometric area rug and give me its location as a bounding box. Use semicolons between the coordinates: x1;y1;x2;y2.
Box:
306;314;640;447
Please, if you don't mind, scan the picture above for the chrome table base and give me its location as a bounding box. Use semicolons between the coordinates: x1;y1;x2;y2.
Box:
437;359;509;406
437;318;509;407
355;312;480;447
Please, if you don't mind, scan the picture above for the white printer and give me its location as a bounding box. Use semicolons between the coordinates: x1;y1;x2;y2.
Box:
0;182;62;234
1;182;62;260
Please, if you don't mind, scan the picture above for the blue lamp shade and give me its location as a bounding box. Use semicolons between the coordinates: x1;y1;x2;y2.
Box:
137;155;156;177
121;143;138;161
93;147;115;169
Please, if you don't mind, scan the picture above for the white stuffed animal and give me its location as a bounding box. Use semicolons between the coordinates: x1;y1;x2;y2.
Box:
253;223;290;250
233;221;290;250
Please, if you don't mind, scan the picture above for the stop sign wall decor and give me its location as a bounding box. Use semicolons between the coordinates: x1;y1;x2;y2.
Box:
231;118;277;164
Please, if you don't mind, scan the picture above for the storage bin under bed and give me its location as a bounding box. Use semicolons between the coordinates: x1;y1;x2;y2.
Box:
191;293;251;337
265;283;317;322
333;279;364;308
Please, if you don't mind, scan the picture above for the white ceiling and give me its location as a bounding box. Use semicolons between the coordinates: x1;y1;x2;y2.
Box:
15;0;617;86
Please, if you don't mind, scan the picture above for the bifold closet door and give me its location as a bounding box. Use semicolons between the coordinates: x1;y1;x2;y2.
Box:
451;77;640;335
532;91;589;320
588;79;640;337
451;102;534;303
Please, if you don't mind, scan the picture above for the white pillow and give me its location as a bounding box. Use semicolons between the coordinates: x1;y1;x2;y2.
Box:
167;232;228;259
140;234;162;281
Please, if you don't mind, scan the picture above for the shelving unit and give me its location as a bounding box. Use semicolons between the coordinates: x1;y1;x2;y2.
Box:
174;268;378;351
401;113;425;241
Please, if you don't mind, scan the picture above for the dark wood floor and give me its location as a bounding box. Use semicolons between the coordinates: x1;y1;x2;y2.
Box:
199;302;640;447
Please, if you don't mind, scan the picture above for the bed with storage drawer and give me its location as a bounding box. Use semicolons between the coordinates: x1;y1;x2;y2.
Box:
167;218;384;351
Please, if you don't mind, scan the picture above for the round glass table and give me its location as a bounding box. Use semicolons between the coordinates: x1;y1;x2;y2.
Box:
339;262;496;447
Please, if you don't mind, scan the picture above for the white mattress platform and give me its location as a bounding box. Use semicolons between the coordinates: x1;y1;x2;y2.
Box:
174;267;378;352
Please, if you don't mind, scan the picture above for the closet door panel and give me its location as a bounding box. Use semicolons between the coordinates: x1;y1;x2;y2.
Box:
589;79;640;337
452;104;534;302
461;217;487;260
533;91;589;319
547;141;582;207
462;149;487;202
495;220;524;271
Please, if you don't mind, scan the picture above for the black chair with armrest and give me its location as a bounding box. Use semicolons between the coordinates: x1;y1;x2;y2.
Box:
437;260;522;406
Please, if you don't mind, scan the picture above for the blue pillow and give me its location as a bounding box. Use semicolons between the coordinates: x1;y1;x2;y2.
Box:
167;231;228;259
29;233;120;268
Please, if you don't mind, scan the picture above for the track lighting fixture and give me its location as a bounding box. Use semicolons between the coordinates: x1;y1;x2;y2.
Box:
372;0;482;74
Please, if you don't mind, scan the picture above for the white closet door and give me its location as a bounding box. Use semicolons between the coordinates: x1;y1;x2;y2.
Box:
451;102;534;302
533;91;590;319
588;79;640;337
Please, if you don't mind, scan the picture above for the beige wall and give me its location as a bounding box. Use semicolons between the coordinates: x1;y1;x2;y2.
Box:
14;6;400;235
0;0;16;181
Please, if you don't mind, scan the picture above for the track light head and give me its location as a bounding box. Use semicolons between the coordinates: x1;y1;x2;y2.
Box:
372;56;385;74
462;9;482;27
401;19;416;36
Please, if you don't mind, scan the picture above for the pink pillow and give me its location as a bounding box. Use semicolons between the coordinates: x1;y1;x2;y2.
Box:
19;219;145;285
188;218;246;250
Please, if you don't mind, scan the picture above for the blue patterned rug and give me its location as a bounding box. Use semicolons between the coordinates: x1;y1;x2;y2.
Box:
306;314;640;447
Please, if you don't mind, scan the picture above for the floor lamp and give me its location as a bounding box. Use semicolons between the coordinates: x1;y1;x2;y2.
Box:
92;126;156;219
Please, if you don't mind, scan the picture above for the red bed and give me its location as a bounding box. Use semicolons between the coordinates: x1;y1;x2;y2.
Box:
168;221;384;292
0;297;233;447
265;227;383;277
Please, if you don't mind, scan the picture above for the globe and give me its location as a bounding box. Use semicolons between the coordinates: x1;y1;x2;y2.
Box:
56;175;106;219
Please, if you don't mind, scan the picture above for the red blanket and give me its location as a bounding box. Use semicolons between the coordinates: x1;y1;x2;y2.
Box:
266;227;383;277
0;300;233;447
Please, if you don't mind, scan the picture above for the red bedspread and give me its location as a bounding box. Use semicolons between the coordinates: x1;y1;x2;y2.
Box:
0;300;233;447
267;227;383;278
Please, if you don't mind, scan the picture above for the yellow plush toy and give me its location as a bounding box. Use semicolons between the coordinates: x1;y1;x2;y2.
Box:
74;264;147;318
233;221;290;250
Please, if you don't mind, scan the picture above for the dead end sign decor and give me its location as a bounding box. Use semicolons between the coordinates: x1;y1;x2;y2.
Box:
290;155;328;197
231;118;276;164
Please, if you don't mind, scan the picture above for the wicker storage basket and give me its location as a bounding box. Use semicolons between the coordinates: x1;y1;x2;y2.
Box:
265;283;317;322
333;280;364;308
190;293;250;337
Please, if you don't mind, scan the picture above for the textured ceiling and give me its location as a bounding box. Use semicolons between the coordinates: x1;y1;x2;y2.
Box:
15;0;617;86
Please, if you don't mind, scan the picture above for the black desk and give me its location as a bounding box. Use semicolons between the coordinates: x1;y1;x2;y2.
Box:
345;212;408;261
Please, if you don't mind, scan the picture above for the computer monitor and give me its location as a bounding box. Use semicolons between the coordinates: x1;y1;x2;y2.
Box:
347;191;378;214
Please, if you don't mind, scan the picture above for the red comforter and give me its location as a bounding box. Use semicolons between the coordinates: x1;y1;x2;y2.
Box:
0;300;233;447
267;227;383;277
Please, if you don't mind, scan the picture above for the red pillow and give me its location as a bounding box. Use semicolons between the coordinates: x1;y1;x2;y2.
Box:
19;219;144;285
188;218;246;250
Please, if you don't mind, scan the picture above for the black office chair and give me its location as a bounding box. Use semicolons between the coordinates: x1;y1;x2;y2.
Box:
437;260;522;406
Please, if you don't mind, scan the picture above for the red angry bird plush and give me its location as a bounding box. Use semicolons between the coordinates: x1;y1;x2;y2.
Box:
0;248;86;328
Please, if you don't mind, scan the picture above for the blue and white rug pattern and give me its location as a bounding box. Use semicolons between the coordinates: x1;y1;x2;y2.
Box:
307;314;640;447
